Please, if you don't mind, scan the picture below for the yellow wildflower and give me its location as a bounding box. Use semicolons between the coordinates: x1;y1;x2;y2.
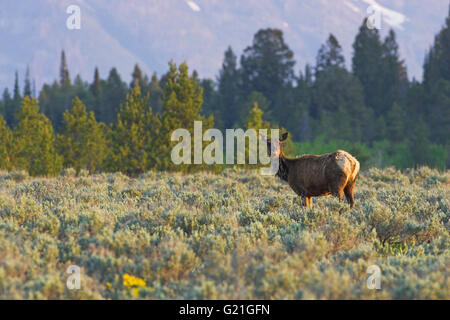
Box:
122;273;146;288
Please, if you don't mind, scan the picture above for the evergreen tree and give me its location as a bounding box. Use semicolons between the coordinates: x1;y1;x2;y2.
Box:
0;115;13;170
60;50;71;87
386;102;406;143
8;71;22;127
427;79;450;146
192;70;200;83
23;66;32;97
39;52;77;131
217;46;240;129
110;84;155;176
380;30;408;114
313;34;351;114
245;102;271;168
155;61;214;172
38;83;53;119
240;29;295;124
57;97;107;173
131;64;143;88
313;35;370;142
13;71;20;102
247;102;272;132
313;34;353;116
103;67;128;124
409;117;432;167
14;97;62;176
199;79;218;121
405;79;426;119
90;67;103;120
91;67;101;97
73;75;91;106
240;91;271;125
293;66;313;141
1;89;12;123
352;20;384;113
149;73;163;114
422;6;450;150
304;64;314;86
316;34;345;73
424;5;450;88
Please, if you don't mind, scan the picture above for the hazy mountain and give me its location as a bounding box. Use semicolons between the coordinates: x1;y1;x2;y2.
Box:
0;0;448;90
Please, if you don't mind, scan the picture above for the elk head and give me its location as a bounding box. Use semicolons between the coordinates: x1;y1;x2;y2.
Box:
264;132;288;158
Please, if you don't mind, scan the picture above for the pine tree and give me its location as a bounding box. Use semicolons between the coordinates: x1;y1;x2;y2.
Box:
103;68;128;124
8;71;22;127
0;115;13;170
312;34;369;142
245;102;271;168
247;102;270;131
149;73;163;113
352;20;384;113
23;66;32;97
422;6;450;148
409;117;432;167
131;64;143;88
316;34;345;73
110;84;155;176
155;61;214;172
313;35;350;115
240;29;295;124
217;46;240;129
427;79;450;145
293;66;313;141
199;79;217;120
85;113;109;172
90;67;103;120
424;5;450;88
35;51;76;130
60;50;71;87
57;97;107;173
381;30;408;114
14;97;62;176
91;67;101;97
386;102;406;143
241;91;271;125
13;71;20;102
72;75;91;108
2;89;12;123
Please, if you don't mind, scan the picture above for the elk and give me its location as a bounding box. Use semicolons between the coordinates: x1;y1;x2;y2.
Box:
264;132;360;208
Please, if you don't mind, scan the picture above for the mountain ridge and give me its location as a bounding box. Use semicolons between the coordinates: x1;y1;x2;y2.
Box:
0;0;448;90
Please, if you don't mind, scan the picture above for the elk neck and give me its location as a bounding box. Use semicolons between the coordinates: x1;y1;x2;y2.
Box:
276;153;289;182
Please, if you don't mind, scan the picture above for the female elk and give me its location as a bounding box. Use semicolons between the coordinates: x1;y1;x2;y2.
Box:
265;133;360;208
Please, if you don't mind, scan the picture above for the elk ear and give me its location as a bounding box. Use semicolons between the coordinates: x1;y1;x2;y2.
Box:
280;132;289;142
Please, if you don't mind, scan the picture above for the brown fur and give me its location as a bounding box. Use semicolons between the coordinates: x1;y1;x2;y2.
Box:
267;133;360;208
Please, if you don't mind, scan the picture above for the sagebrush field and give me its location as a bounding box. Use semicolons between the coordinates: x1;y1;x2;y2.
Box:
0;167;448;299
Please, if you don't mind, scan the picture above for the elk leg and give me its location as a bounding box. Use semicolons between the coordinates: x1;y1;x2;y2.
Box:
329;185;344;201
303;196;312;207
330;175;347;202
344;180;356;208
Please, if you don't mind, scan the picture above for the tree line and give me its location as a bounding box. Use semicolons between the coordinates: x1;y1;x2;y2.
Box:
0;12;449;176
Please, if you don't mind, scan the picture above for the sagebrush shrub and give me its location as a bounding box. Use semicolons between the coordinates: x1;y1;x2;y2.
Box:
0;168;448;299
